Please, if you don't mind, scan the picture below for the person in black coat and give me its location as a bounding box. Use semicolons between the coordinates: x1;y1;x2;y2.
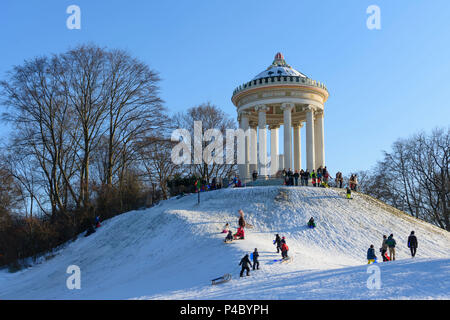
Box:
367;244;377;264
252;248;260;270
239;254;253;277
407;231;418;257
274;234;282;253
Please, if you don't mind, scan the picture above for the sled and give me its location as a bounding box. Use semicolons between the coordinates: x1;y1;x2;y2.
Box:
211;273;232;285
224;239;234;243
281;256;293;264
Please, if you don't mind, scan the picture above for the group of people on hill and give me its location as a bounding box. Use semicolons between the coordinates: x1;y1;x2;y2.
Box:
223;209;247;241
281;166;338;188
367;231;418;264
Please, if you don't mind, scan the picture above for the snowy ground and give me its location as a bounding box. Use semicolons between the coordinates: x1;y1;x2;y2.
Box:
1;186;449;300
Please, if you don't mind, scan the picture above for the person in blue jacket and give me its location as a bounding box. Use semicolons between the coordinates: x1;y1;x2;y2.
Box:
367;244;377;264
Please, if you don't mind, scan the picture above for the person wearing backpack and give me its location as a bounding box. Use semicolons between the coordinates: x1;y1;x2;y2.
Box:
407;231;418;258
386;234;397;261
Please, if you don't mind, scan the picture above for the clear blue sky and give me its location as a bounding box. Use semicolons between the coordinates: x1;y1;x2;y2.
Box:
1;0;449;175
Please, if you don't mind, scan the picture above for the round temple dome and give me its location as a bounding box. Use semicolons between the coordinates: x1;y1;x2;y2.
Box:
252;52;307;80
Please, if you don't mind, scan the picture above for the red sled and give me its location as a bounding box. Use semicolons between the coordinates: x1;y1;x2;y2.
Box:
384;253;390;261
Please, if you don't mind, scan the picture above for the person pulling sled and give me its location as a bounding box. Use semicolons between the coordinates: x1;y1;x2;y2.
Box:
239;254;253;277
307;217;316;229
274;234;282;253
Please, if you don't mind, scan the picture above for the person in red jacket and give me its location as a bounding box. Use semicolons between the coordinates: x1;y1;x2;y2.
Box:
234;227;245;240
281;242;289;259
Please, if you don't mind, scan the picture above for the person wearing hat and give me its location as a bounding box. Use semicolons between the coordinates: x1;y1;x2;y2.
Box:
386;234;397;261
239;254;253;277
281;240;289;259
367;244;377;264
252;248;260;270
380;235;389;261
274;234;282;253
407;231;418;258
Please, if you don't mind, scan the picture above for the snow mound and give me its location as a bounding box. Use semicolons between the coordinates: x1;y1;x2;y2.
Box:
1;186;449;299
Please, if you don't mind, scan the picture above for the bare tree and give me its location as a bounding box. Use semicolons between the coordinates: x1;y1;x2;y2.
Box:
174;102;237;182
362;127;449;230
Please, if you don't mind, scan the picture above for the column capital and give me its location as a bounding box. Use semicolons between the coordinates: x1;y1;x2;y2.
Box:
293;122;304;129
255;104;269;112
269;124;280;130
305;105;316;112
281;103;295;111
315;110;324;118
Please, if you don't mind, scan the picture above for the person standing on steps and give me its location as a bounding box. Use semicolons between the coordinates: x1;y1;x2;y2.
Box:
239;254;253;277
380;235;389;261
274;234;282;253
252;248;260;270
386;234;397;261
408;231;418;258
294;170;300;186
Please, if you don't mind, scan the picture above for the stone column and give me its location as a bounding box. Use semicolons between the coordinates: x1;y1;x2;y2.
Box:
293;123;303;171
306;107;316;172
249;122;258;177
238;112;250;180
282;103;294;170
269;125;279;177
314;111;325;168
256;105;269;177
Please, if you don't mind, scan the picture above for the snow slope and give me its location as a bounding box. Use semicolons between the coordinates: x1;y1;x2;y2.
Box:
1;186;449;300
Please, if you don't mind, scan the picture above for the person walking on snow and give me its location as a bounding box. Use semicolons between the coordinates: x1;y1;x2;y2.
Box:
367;244;377;264
281;241;289;259
252;248;260;270
386;234;397;261
380;235;389;261
238;209;246;229
408;231;418;258
239;254;253;277
274;234;282;253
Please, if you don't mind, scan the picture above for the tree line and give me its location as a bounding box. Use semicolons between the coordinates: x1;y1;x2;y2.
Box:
358;127;449;231
0;44;237;269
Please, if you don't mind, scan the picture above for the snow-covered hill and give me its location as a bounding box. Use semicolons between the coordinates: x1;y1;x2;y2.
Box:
1;186;449;299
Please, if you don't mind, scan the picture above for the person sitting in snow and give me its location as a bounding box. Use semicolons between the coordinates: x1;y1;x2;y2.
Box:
239;254;253;277
274;234;282;253
224;230;233;242
95;216;101;228
367;244;377;264
346;186;352;199
281;241;289;259
222;223;230;233
307;217;316;228
234;227;245;240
